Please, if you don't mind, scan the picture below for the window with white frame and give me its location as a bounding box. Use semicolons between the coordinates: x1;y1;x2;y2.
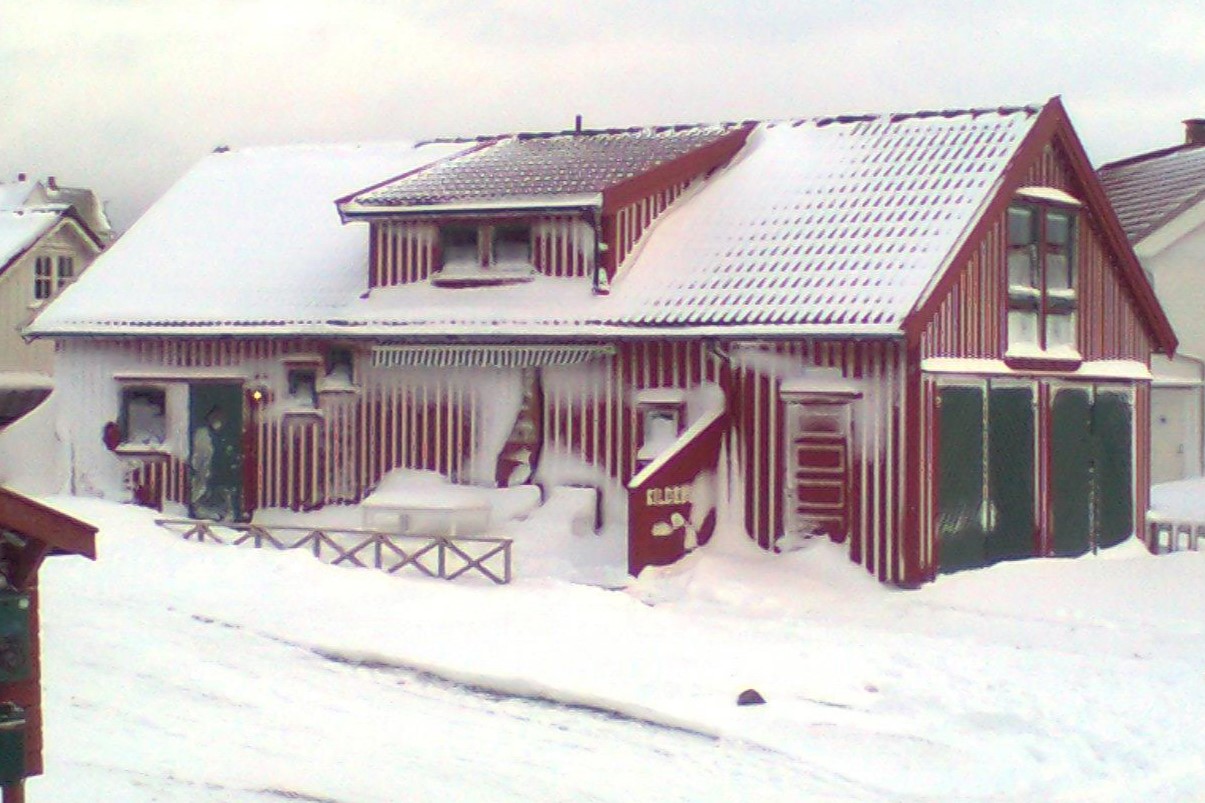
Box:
1007;201;1078;356
56;255;75;289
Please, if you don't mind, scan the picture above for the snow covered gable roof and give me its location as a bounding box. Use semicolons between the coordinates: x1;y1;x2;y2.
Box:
0;209;62;280
28;141;470;335
29;105;1051;338
614;107;1041;329
1099;143;1205;244
340;125;742;214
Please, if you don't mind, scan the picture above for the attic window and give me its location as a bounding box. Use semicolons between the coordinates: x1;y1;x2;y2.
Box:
1006;200;1078;358
57;255;75;289
33;257;52;301
493;224;531;265
441;226;479;267
434;223;534;286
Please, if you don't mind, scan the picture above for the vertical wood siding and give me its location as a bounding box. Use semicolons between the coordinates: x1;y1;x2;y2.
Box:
610;180;693;275
370;217;597;287
921;142;1154;363
915;139;1157;578
370;222;438;287
94;334;912;582
532;217;595;278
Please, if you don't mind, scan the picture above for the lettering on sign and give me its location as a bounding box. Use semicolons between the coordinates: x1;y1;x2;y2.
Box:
646;485;691;507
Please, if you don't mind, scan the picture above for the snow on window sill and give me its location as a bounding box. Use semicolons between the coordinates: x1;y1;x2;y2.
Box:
113;443;171;459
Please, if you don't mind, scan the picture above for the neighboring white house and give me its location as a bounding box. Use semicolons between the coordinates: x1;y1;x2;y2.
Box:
1100;120;1205;483
0;175;110;424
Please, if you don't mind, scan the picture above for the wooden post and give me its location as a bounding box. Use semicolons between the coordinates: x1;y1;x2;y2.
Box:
3;781;24;803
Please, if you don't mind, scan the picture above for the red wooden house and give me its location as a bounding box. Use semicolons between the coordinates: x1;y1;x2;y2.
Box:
30;97;1175;585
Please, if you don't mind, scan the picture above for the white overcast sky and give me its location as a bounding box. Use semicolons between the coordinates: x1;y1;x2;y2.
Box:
4;0;1205;231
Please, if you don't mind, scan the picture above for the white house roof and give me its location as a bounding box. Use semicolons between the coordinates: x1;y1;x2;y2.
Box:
30;141;470;334
0;209;61;278
30;106;1043;338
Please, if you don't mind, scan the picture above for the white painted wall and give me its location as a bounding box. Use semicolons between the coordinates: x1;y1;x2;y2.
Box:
0;218;101;374
1138;206;1205;481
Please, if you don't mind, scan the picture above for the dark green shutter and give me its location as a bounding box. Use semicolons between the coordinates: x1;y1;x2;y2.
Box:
938;386;985;573
987;386;1035;563
1093;391;1133;549
1051;388;1092;557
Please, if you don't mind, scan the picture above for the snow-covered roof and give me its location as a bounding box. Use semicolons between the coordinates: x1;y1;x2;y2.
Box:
29;141;470;334
342;126;739;212
0;180;36;211
30;106;1044;338
0;209;61;278
1099;143;1205;244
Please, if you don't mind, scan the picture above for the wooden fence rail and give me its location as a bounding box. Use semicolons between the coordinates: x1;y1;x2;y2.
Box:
1147;516;1205;555
155;519;513;584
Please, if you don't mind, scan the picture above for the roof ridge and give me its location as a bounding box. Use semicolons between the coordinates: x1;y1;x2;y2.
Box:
417;121;746;147
416;104;1045;146
1099;142;1205;173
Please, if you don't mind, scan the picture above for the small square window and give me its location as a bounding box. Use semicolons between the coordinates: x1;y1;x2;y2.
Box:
121;387;167;446
287;368;318;408
325;348;354;386
493;224;530;265
441;226;479;267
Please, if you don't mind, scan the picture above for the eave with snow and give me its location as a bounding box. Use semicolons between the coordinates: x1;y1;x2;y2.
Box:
27;97;1175;585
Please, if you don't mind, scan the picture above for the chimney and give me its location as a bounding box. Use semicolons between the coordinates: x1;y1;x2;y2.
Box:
1185;119;1205;146
575;114;583;134
47;176;57;190
16;173;26;182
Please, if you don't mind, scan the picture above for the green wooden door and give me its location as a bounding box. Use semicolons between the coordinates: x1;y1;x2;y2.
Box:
1093;391;1133;549
938;386;985;573
1051;388;1092;557
189;383;244;521
987;386;1035;563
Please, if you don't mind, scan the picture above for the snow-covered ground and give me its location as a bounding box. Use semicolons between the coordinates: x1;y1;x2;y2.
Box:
24;490;1205;801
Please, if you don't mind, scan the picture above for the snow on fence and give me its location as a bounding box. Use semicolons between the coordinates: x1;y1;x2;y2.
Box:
1147;516;1205;555
155;519;513;584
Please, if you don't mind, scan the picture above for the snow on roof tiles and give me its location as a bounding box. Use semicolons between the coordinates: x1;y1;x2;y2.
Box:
30;106;1043;337
348;126;738;208
1098;144;1205;243
28;141;469;334
0;209;60;276
613;108;1039;329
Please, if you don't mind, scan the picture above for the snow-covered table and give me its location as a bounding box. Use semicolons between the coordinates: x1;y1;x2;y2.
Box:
361;470;491;537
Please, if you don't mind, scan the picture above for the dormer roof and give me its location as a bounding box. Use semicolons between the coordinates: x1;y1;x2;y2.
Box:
338;124;746;216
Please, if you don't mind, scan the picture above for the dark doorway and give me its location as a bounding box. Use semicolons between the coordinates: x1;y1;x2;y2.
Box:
188;383;244;521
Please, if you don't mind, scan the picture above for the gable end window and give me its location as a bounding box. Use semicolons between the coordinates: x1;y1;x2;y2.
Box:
34;256;53;301
1007;201;1078;356
57;255;75;289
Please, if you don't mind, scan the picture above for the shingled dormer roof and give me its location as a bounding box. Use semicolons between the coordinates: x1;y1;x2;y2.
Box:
338;124;746;214
1099;142;1205;244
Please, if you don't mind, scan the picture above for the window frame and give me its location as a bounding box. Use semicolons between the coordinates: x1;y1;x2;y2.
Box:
119;385;169;449
1005;196;1081;363
437;223;532;273
33;255;53;301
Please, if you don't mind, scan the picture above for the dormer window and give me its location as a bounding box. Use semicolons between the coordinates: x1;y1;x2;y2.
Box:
1007;197;1078;358
435;222;534;286
441;225;479;267
493;224;530;265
